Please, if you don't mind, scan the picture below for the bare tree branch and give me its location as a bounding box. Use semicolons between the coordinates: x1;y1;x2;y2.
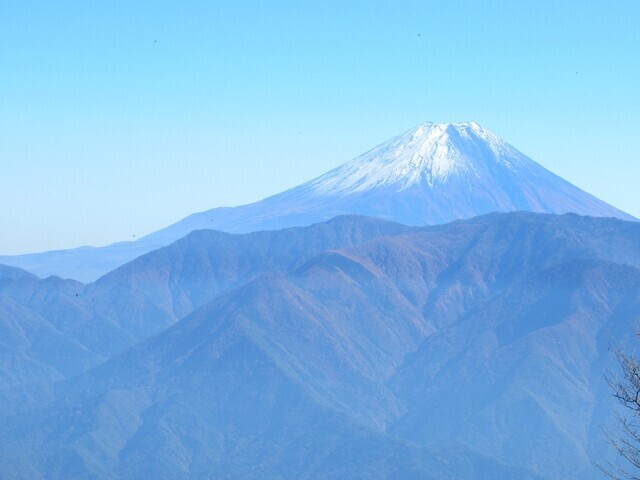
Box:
600;345;640;479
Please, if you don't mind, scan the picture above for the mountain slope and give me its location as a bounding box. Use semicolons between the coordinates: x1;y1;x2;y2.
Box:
0;216;418;404
82;211;640;351
389;257;640;479
2;213;640;478
83;215;417;345
0;122;633;281
2;212;638;397
0;265;103;411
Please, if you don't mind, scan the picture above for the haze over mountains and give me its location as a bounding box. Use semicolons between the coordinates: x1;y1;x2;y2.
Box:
1;122;633;282
1;213;639;478
1;120;638;479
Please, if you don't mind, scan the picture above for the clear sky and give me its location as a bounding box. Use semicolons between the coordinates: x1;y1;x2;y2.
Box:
1;0;639;254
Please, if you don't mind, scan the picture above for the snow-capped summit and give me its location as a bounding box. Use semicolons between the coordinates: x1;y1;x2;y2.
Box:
0;121;635;281
101;119;638;244
301;122;529;195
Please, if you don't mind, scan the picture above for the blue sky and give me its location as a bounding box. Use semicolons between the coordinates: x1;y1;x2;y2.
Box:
1;0;639;254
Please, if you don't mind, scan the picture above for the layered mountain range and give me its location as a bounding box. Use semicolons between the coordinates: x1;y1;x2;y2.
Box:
1;122;633;281
1;213;640;479
1;122;637;479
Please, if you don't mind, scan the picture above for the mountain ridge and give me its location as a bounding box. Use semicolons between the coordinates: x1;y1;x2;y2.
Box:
2;212;639;478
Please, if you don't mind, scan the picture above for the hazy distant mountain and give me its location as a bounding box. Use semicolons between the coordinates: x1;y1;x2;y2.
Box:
0;122;633;281
2;213;640;479
0;265;102;411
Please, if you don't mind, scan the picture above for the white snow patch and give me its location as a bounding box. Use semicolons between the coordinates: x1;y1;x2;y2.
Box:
302;122;530;196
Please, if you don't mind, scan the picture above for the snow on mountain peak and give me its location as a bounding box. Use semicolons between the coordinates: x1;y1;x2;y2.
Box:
304;121;525;196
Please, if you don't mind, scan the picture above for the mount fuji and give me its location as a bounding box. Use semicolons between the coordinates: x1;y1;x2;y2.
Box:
147;122;633;241
1;122;633;281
